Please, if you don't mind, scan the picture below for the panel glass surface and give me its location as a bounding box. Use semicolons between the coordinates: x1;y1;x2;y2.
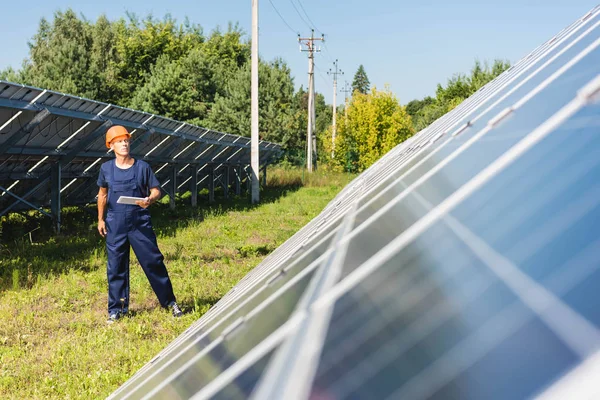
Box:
450;102;600;328
310;222;579;400
354;23;599;212
123;267;316;399
341;46;600;278
210;349;275;400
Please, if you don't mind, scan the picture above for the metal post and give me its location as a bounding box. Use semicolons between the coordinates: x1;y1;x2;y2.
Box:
307;51;314;172
328;59;342;158
209;166;215;203
235;165;241;196
169;167;176;210
251;0;260;203
245;166;252;195
191;164;198;207
50;162;62;234
224;166;230;199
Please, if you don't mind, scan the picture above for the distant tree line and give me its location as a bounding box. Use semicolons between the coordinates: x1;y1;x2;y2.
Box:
405;60;511;131
0;9;510;172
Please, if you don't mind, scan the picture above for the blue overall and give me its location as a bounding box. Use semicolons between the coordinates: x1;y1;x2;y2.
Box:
101;159;176;315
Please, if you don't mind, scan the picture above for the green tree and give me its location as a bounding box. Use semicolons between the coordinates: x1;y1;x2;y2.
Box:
111;13;205;106
352;64;370;95
326;86;414;172
0;67;22;83
411;59;510;131
405;96;435;119
201;24;251;96
129;49;216;124
205;58;295;144
20;10;97;97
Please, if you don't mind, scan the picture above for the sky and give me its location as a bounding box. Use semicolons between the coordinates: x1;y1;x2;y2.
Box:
0;0;597;106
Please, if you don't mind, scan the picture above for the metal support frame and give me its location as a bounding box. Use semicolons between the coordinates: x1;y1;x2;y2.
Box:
0;108;52;154
191;164;198;207
60;120;113;165
129;128;155;153
0;184;52;219
169;167;177;210
244;165;252;195
262;164;267;187
223;166;230;199
0;173;50;217
235;165;241;196
50;162;62;233
0;81;283;228
208;165;215;203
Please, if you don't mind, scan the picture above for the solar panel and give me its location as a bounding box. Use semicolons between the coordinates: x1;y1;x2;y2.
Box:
0;82;282;223
110;5;600;400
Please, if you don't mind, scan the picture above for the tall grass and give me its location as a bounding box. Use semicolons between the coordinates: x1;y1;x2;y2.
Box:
0;167;353;399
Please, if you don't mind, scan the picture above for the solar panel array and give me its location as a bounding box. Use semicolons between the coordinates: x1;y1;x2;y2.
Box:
0;82;282;225
110;6;600;400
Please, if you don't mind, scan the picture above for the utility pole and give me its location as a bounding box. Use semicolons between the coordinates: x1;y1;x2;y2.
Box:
328;60;343;158
298;29;323;172
340;80;352;119
251;0;259;203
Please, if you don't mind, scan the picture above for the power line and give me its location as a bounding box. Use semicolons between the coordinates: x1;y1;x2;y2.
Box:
314;63;331;86
321;40;336;64
289;0;312;30
268;0;299;35
295;0;322;34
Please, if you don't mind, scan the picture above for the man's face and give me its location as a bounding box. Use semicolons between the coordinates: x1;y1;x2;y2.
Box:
110;135;131;156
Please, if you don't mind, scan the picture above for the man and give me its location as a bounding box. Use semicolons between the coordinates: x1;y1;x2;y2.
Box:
97;125;183;323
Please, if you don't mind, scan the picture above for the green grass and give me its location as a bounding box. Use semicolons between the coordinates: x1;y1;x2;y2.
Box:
0;168;354;399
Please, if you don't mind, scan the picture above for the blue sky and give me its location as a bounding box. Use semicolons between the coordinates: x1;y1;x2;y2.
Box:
0;0;597;105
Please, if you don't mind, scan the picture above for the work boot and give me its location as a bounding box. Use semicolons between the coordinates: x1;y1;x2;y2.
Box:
169;302;183;318
107;312;122;324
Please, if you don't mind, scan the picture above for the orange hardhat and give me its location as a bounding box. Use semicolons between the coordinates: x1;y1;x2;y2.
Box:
106;125;131;148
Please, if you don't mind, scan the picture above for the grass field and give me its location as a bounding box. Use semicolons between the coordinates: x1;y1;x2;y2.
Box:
0;167;354;399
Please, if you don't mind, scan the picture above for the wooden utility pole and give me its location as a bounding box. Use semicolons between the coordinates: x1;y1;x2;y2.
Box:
328;59;343;158
298;29;323;172
340;80;352;119
251;0;259;203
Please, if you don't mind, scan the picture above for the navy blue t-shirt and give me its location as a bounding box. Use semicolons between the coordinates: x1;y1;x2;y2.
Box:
97;159;160;197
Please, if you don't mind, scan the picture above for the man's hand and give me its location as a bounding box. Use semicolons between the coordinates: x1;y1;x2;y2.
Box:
136;197;151;209
98;220;107;237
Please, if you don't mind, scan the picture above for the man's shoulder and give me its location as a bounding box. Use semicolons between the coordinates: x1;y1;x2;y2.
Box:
135;159;152;170
99;159;113;170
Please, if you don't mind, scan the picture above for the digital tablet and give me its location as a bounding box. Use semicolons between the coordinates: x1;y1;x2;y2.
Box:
116;196;145;205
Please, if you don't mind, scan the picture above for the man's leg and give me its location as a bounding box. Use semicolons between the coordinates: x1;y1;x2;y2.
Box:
129;213;176;307
106;217;131;315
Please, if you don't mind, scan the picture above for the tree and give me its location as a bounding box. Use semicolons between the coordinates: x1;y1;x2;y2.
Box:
352;64;370;95
325;86;414;172
205;58;295;144
0;67;22;83
410;59;510;131
201;24;250;97
111;13;205;106
20;10;98;98
405;96;435;119
129;49;216;124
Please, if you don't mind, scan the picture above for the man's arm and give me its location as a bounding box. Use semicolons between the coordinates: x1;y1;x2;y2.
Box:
136;187;161;209
97;187;108;237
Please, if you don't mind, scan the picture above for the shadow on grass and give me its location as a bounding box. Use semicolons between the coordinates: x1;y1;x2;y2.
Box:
0;181;304;293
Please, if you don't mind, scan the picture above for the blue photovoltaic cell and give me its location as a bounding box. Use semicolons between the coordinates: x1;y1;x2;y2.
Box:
310;221;580;400
211;350;276;400
124;268;315;399
450;102;600;328
340;41;600;279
